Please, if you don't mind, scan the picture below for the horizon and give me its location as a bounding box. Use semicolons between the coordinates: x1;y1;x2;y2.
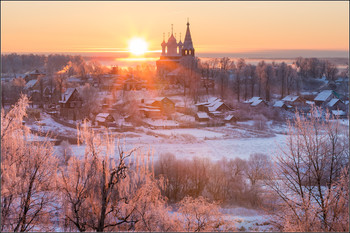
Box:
2;49;349;59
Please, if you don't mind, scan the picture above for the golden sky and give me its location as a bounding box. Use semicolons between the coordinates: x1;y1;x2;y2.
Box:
1;1;349;54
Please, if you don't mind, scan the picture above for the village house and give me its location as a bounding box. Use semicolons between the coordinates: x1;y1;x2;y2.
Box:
314;90;338;106
24;79;42;104
326;98;346;111
250;99;268;107
224;114;237;123
246;96;262;104
24;69;45;82
273;100;290;110
139;97;175;119
282;95;306;107
58;88;83;121
196;97;231;114
113;75;146;91
195;112;210;122
331;110;347;119
95;113;115;127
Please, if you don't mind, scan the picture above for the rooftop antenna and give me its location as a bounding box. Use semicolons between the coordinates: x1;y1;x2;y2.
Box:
187;17;189;26
171;24;173;34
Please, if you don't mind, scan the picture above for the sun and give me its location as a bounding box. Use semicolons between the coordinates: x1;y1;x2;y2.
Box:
128;38;148;56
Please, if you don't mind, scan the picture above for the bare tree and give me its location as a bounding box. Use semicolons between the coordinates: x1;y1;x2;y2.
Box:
277;62;288;98
219;57;233;100
59;123;137;232
256;61;265;97
235;58;246;102
267;107;349;231
324;60;338;81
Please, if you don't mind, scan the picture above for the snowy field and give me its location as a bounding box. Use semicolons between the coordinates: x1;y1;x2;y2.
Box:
53;125;288;162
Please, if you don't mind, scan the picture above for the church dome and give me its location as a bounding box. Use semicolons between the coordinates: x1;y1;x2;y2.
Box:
167;34;177;45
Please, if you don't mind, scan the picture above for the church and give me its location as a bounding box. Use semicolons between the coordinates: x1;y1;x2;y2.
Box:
156;20;196;79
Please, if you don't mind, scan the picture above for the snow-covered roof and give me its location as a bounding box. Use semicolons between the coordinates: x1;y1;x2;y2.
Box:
208;97;220;103
25;69;43;76
331;110;346;116
196;97;220;106
208;101;225;112
247;97;262;103
96;113;114;122
143;97;173;105
24;79;38;89
306;101;315;105
282;95;300;102
225;115;235;121
314;90;333;102
196;112;209;119
59;88;76;104
96;113;110;118
327;98;340;107
273;101;286;108
251;99;265;107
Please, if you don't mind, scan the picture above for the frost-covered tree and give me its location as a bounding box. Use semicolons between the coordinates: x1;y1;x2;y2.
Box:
59;123;137;232
268;107;349;232
1;95;59;232
178;196;234;232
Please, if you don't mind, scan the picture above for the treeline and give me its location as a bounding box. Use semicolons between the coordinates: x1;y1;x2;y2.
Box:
1;53;108;77
198;57;348;102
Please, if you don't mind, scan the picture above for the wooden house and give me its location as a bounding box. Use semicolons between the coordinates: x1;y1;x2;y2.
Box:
58;88;83;121
196;97;231;114
326;98;346;111
96;113;115;127
24;69;45;82
282;95;306;106
251;99;268;107
273;101;290;110
314;90;338;106
139;97;175;119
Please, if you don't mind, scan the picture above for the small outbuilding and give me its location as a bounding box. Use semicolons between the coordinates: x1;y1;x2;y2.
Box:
195;112;210;122
96;113;115;127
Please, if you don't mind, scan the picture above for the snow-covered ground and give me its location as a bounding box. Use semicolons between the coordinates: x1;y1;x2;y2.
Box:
56;125;288;162
222;207;276;232
27;112;78;136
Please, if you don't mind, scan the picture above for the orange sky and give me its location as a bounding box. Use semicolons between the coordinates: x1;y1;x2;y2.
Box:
1;1;349;54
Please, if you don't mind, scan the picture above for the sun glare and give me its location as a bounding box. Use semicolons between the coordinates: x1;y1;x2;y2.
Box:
128;38;148;56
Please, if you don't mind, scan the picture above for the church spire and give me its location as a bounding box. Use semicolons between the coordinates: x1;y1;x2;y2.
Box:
183;18;194;51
